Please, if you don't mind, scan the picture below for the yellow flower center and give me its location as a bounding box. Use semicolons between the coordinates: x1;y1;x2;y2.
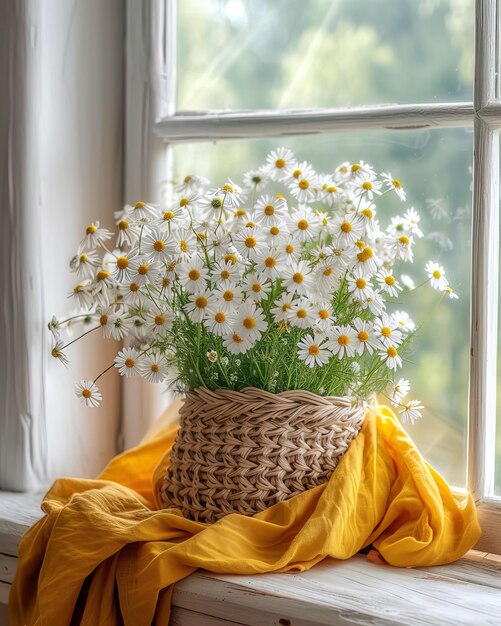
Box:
214;312;226;323
392;178;401;188
362;181;372;191
118;220;129;230
385;275;395;286
138;263;149;275
223;184;234;192
340;221;352;233
51;347;61;358
86;224;97;235
184;175;192;184
125;358;135;368
220;270;230;280
195;296;208;308
151;363;159;373
351;164;361;172
134;201;145;209
180;240;188;252
357;247;373;263
387;346;398;358
233;209;246;218
308;345;320;356
285;243;295;254
358;330;369;342
323;268;333;277
337;334;350;346
246;221;255;228
296;309;307;319
233;333;244;343
130;282;139;292
82;389;92;399
433;270;441;279
399;236;410;245
155;315;166;326
189;269;201;281
162;278;171;288
251;283;261;293
297;219;309;231
179;197;189;206
264;205;275;216
356;278;366;289
298;179;309;190
281;303;291;312
362;208;373;219
245;236;257;249
243;316;256;329
318;309;329;320
293;272;304;284
292;169;302;179
223;290;234;302
116;256;128;270
97;270;110;281
79;253;88;262
154;240;165;252
326;186;337;193
265;257;276;268
100;314;108;326
381;327;392;337
275;158;286;168
163;210;175;220
224;253;237;265
275;194;285;199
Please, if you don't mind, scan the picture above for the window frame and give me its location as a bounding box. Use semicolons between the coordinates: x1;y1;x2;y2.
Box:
133;0;501;553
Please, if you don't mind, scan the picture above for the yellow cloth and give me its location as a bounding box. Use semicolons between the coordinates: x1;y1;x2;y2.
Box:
10;406;480;626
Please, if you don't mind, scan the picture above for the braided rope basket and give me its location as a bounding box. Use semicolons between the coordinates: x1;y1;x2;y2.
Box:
160;387;366;523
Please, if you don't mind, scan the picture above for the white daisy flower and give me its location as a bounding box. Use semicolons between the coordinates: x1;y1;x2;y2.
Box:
358;206;378;237
116;217;140;247
204;230;234;259
175;174;209;196
97;307;118;339
444;286;459;300
314;261;342;295
312;302;334;331
198;190;232;221
288;164;319;203
223;330;254;355
400;274;415;290
376;270;402;298
120;281;144;305
403;208;423;238
352;177;383;201
288;297;315;329
203;307;233;336
348;161;376;180
333;161;352;182
233;226;267;260
391;310;416;333
108;315;133;340
70;280;94;309
425;261;448;291
165;228;197;261
277;235;302;265
297;334;331;368
264;223;289;245
229;207;250;232
283;260;314;296
233;301;267;342
347;268;375;302
244;272;272;302
327;325;358;359
139;352;168;384
265;147;295;180
50;339;69;366
185;291;211;323
217;179;246;208
114;347;142;377
253;194;288;227
352;318;380;355
254;248;288;280
373;314;403;348
379;345;403;371
353;245;378;276
155;203;190;230
128;257;159;286
127;201;158;221
141;228;170;262
177;256;209;293
331;214;364;247
390;235;414;262
389;378;411;407
211;284;244;311
112;251;136;282
318;178;345;208
271;292;294;323
288;206;321;242
74;380;102;408
79;221;113;251
207;350;218;363
210;259;241;284
399;400;424;424
381;173;406;201
147;309;172;337
243;167;269;192
70;250;100;280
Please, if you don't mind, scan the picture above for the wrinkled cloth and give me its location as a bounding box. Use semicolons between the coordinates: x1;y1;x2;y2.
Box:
10;405;480;626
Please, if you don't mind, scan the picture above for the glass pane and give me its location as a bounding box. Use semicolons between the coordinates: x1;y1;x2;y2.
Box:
177;0;474;111
171;128;472;486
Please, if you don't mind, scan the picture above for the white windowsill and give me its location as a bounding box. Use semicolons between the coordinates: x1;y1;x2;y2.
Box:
1;491;501;625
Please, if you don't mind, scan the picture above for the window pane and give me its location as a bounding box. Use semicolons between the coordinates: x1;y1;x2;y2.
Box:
171;128;472;487
177;0;473;111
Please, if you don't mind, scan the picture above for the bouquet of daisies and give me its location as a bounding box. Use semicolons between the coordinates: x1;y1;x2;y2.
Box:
49;148;456;424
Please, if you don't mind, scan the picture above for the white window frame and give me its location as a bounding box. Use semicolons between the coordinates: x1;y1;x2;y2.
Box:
127;0;501;553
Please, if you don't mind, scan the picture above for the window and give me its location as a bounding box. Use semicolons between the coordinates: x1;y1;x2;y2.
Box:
129;0;501;553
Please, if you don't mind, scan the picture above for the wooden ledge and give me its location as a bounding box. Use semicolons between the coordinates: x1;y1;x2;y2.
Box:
1;491;501;625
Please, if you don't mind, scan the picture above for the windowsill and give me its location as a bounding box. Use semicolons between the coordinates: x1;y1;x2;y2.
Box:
1;491;501;625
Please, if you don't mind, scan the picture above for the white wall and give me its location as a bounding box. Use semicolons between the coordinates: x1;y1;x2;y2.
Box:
0;0;123;490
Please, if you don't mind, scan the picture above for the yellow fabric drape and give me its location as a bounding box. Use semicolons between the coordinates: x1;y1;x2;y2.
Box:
9;405;481;626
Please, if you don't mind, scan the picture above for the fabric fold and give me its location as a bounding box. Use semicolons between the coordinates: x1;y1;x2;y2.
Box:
9;405;481;626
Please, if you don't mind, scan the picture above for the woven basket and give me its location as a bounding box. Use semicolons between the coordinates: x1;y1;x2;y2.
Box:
160;387;365;523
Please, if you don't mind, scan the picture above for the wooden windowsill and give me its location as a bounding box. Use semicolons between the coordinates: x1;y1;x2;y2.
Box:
1;491;501;625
